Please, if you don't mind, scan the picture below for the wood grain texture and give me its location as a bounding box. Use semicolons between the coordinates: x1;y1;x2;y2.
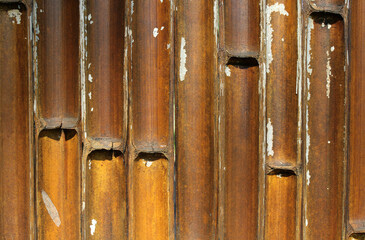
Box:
349;0;365;234
0;4;30;239
130;0;171;152
86;0;125;141
175;0;216;239
35;0;79;128
264;173;296;240
132;156;168;240
37;130;80;239
224;59;259;240
266;0;298;168
224;0;260;55
86;151;127;239
304;13;345;240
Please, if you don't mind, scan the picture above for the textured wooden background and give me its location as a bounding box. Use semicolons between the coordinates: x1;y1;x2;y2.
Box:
0;0;363;239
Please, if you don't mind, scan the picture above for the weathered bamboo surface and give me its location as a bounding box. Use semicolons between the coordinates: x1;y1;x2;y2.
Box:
304;12;345;240
86;150;127;239
175;0;217;239
34;0;79;129
85;0;126;142
1;0;364;239
0;3;30;239
37;130;80;239
349;0;365;237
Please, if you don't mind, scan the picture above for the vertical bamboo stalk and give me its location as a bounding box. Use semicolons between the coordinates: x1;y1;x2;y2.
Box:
304;12;345;240
130;0;171;152
265;173;297;240
37;130;80;239
132;155;169;240
86;151;127;239
224;58;259;239
0;3;30;239
264;0;299;238
85;0;126;142
224;0;260;55
349;0;365;235
265;0;298;169
175;0;217;238
34;0;79;129
127;0;173;239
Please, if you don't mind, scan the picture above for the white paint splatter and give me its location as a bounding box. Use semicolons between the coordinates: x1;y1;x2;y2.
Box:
266;3;289;73
88;92;92;99
281;38;285;42
267;118;274;157
306;106;310;164
8;9;22;24
167;43;170;50
42;190;61;227
306;170;311;185
326;50;332;98
145;161;153;167
305;219;308;227
327;24;332;29
225;66;231;77
331;46;335;52
160;0;163;2
90;219;97;236
307;18;314;77
214;0;219;43
91;107;94;112
328;141;331;144
88;14;92;21
153;28;159;38
160;26;164;31
88;74;93;82
131;0;134;15
179;37;187;81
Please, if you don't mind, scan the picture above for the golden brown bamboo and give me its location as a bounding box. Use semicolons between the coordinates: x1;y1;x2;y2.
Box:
86;150;127;239
224;58;259;239
304;12;345;240
132;155;169;240
37;130;80;239
175;0;217;238
35;0;79;128
349;0;365;235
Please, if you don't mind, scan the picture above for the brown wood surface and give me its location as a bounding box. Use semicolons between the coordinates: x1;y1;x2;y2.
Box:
349;0;365;234
86;151;127;239
224;0;260;55
0;3;30;239
132;156;168;240
265;174;296;240
37;130;80;239
85;0;126;141
224;59;259;240
175;0;217;239
131;0;171;152
266;0;298;168
304;12;345;240
35;0;79;128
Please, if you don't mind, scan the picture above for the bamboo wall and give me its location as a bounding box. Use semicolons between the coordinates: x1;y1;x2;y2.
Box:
0;0;363;239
